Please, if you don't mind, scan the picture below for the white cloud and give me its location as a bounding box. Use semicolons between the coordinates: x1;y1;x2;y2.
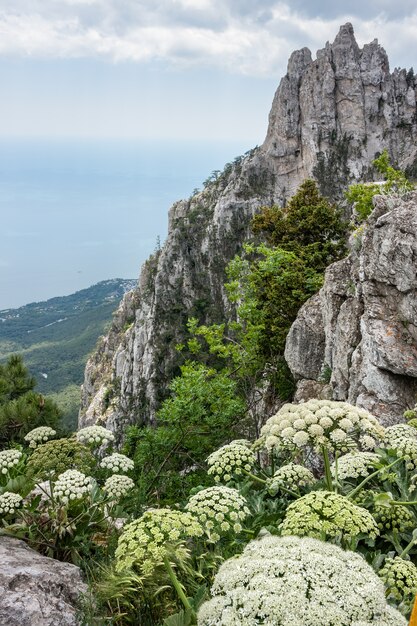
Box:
0;1;415;74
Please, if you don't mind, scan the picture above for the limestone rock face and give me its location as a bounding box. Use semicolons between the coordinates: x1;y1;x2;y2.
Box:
0;536;87;626
285;192;417;424
79;24;417;434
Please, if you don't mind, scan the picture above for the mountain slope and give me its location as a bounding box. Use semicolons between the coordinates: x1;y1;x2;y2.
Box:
79;24;417;436
0;279;136;428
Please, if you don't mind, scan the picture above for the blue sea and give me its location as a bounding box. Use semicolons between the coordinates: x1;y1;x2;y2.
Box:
0;138;253;309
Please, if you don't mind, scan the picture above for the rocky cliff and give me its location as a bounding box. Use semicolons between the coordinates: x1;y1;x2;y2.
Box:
79;23;417;434
285;191;417;424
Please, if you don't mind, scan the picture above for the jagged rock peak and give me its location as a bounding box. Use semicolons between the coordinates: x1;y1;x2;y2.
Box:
261;23;416;199
79;25;417;435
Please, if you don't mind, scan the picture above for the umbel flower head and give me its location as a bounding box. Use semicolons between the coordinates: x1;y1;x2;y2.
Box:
197;535;406;626
380;424;417;470
0;449;22;475
0;491;23;516
115;508;203;575
76;425;114;448
379;557;417;603
100;453;134;474
267;463;315;496
24;426;56;448
53;469;92;504
207;442;256;483
354;491;415;534
103;474;134;500
280;490;379;543
25;438;95;479
260;399;385;454
186;486;250;541
330;451;380;481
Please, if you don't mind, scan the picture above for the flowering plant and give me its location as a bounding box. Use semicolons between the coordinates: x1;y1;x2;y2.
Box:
0;449;22;476
53;469;92;504
260;399;385;453
198;535;406;626
100;452;134;474
280;490;379;545
24;426;56;448
0;491;23;517
267;462;315;495
381;424;417;470
206;442;256;483
103;474;134;501
331;451;380;481
379;557;417;606
186;486;250;541
76;425;114;448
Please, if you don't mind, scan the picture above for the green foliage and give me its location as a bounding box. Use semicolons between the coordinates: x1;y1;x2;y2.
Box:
0;279;135;429
124;363;245;505
0;355;61;448
346;150;414;220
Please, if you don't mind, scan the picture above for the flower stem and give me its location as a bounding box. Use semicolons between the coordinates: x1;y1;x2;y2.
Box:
322;446;333;491
347;457;404;500
243;470;267;485
399;538;416;559
163;556;195;619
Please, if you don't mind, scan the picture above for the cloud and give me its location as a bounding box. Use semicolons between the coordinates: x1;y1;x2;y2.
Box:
0;1;415;75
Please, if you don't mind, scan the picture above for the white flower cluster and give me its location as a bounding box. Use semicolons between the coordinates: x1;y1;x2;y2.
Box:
197;535;406;626
76;425;115;447
0;449;22;475
100;453;134;474
24;426;56;448
380;424;417;470
0;491;23;516
331;451;380;480
186;486;250;541
260;400;385;453
207;443;256;483
53;469;92;504
267;463;315;495
104;474;134;500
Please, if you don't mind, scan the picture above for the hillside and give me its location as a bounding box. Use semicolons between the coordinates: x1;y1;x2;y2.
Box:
0;278;136;428
79;24;417;435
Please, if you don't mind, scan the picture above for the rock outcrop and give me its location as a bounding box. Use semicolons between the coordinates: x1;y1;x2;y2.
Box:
285;192;417;424
0;536;87;626
79;24;417;434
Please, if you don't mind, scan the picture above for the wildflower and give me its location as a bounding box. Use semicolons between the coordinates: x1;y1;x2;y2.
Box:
0;491;23;516
331;451;380;480
76;425;114;448
381;424;417;470
267;463;315;495
24;426;56;448
207;442;256;483
25;438;95;479
53;469;92;504
0;449;22;475
186;486;250;541
354;491;415;533
198;535;406;626
104;474;134;500
280;490;379;543
100;453;134;474
260;400;384;454
115;508;203;574
379;557;417;603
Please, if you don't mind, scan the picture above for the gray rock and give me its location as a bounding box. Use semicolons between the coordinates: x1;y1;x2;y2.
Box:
285;192;417;425
0;536;87;626
79;24;417;435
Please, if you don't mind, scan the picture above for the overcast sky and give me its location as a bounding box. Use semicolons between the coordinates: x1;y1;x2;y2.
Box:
0;1;416;142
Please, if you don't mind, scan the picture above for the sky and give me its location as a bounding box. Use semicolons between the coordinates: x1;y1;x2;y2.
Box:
0;1;416;143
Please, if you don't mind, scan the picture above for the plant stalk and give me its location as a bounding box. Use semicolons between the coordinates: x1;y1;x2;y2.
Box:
163;556;196;620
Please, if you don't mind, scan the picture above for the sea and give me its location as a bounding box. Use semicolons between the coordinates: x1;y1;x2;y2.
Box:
0;138;253;310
